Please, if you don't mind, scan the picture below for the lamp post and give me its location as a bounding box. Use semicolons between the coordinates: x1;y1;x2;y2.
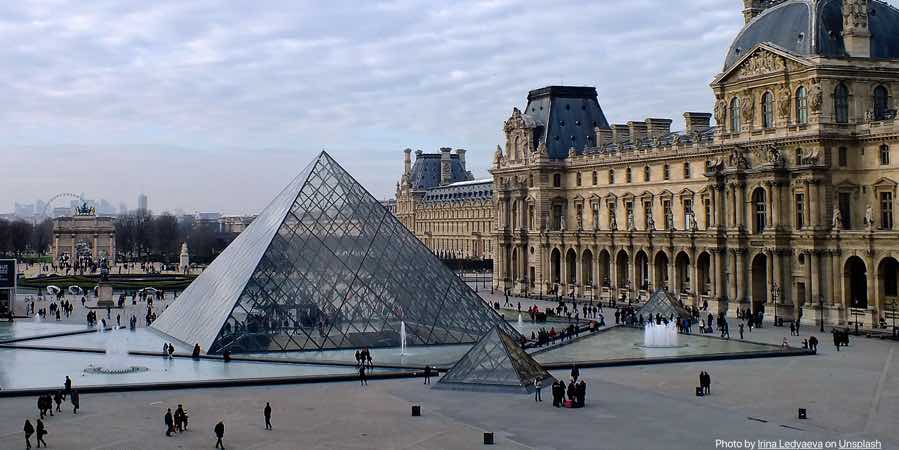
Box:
772;282;780;327
886;298;898;339
852;298;862;335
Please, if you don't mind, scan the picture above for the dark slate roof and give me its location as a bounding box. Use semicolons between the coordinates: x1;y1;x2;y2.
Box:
409;153;472;191
725;0;899;70
423;179;493;204
523;86;610;160
582;126;717;155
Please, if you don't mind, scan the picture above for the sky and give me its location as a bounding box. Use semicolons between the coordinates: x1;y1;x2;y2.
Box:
0;0;818;214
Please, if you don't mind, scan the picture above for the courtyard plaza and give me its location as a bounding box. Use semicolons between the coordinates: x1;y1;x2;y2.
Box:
0;322;894;449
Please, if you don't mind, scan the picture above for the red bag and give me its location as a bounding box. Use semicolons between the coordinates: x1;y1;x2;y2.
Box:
563;400;573;408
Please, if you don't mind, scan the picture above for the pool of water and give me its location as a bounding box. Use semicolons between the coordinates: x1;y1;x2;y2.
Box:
245;343;474;368
535;327;783;365
0;321;91;342
0;348;397;391
15;327;193;353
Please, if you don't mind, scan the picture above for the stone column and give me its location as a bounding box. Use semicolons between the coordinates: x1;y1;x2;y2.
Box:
766;250;774;304
735;250;746;305
736;183;746;230
765;182;774;229
809;180;819;229
811;251;821;309
668;251;676;292
831;252;841;307
868;253;878;323
609;248;617;291
772;251;782;305
691;250;700;305
712;250;722;300
575;246;583;297
772;182;782;229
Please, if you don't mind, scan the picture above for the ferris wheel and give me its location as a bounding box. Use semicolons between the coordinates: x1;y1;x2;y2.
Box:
41;193;85;217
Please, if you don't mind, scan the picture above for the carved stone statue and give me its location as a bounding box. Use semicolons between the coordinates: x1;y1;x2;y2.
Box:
537;141;548;158
810;80;823;113
666;209;675;231
609;209;618;231
714;99;727;125
777;84;791;118
729;147;749;170
741;95;754;124
832;207;843;230
568;147;577;158
494;144;504;166
560;214;567;231
865;204;874;229
647;211;656;230
843;0;869;30
688;211;698;231
627;208;636;231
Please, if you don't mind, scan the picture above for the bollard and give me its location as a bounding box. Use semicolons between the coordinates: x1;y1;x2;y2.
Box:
798;408;807;419
483;432;494;445
411;405;421;416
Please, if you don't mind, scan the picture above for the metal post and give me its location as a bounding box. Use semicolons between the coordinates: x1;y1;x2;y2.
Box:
819;295;825;333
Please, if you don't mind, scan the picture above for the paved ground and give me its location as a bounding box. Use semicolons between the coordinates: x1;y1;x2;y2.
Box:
0;322;894;450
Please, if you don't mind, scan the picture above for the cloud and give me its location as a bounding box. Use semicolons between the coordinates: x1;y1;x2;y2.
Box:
2;0;881;214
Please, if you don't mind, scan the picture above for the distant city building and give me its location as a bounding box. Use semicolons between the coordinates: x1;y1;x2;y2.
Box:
14;202;34;218
395;147;495;260
379;199;397;214
137;193;148;213
218;215;255;234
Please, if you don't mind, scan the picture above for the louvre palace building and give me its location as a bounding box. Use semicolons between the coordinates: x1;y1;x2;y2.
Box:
396;0;899;328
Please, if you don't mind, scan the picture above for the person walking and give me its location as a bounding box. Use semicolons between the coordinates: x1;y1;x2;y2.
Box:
359;365;368;387
704;372;711;394
534;377;543;402
571;364;580;382
174;404;186;433
63;376;72;399
53;391;63;413
35;419;47;448
809;335;818;353
214;420;225;449
264;402;272;430
24;419;34;450
739;323;744;340
423;365;432;385
70;390;79;414
164;408;174;437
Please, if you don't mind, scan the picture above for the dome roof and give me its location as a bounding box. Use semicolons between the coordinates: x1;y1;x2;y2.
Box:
724;0;899;70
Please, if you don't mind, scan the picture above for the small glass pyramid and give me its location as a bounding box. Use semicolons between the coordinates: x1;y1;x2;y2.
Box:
152;151;517;354
639;288;692;321
436;326;555;393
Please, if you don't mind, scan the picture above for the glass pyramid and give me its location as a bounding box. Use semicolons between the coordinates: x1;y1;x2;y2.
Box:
436;326;555;393
152;151;517;354
639;289;692;321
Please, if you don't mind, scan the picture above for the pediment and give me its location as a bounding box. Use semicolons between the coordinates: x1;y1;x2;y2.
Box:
873;177;898;189
714;44;812;84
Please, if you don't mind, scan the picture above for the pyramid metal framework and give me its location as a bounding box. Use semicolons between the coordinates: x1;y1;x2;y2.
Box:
639;289;692;321
435;327;555;393
152;152;517;354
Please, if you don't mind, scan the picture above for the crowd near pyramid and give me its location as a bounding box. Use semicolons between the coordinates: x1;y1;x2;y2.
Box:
152;151;516;354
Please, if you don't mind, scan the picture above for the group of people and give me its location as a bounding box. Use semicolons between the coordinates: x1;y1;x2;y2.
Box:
832;328;851;350
162;342;177;359
163;404;190;436
354;348;374;368
698;371;712;395
548;368;588;408
26;377;78;449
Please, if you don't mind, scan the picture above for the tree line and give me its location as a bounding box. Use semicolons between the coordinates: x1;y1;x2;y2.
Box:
0;218;53;259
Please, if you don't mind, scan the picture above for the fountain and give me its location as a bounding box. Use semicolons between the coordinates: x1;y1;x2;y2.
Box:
400;321;407;356
84;333;149;374
640;321;686;348
33;313;41;323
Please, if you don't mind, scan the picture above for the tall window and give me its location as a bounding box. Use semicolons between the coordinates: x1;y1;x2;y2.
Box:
753;188;766;233
834;83;849;124
795;193;805;229
644;166;651;182
608;169;615;184
730;97;742;132
643;201;653;229
874;85;889;121
662;200;672;230
576;172;582;186
882;192;894;230
796;86;808;124
795;148;803;166
626;167;632;183
762;91;774;128
683;162;691;179
880;144;890;166
704;198;712;229
592;171;597;186
683;199;693;229
553;173;561;187
838;192;852;229
663;164;671;180
839;147;848;167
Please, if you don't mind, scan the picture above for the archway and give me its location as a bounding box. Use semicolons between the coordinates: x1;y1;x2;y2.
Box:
566;249;577;285
582;249;594;287
878;257;899;315
675;251;691;294
697;252;712;296
844;256;868;309
635;250;649;291
751;253;768;316
616;250;629;290
550;248;561;286
598;250;611;287
654;251;669;290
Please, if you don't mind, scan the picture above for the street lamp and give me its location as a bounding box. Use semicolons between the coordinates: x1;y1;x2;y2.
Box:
886;298;898;339
852;298;862;336
819;295;825;333
771;283;780;327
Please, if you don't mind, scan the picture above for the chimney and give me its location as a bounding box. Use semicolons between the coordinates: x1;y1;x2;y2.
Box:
611;124;630;144
456;148;466;172
596;127;613;147
627;121;648;144
645;118;673;140
742;0;765;24
440;147;452;186
683;112;712;134
843;0;871;58
403;148;412;175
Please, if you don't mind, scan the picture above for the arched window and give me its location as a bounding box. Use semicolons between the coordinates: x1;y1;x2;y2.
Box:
643;166;651;182
752;188;766;233
762;91;774;128
796;86;808;124
608;169;615;184
874;85;889;120
834;83;849;124
730;97;742;132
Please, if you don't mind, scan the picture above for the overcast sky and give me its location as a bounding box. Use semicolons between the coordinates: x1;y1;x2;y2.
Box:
0;0;857;215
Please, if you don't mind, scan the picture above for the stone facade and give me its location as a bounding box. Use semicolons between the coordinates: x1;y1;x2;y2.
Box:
52;214;116;266
491;2;899;328
395;148;495;260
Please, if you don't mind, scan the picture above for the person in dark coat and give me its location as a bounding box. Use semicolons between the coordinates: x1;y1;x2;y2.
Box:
359;366;367;387
192;344;201;359
37;396;45;419
566;380;576;405
174;404;186;432
63;376;72;399
264;402;272;430
214;420;225;449
24;419;34;449
571;364;580;382
53;391;63;412
35;419;47;448
71;390;80;414
423;365;432;384
164;408;174;437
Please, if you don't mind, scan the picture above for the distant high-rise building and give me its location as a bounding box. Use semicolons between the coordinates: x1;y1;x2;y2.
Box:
118;202;128;216
137;193;148;213
14;202;35;218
